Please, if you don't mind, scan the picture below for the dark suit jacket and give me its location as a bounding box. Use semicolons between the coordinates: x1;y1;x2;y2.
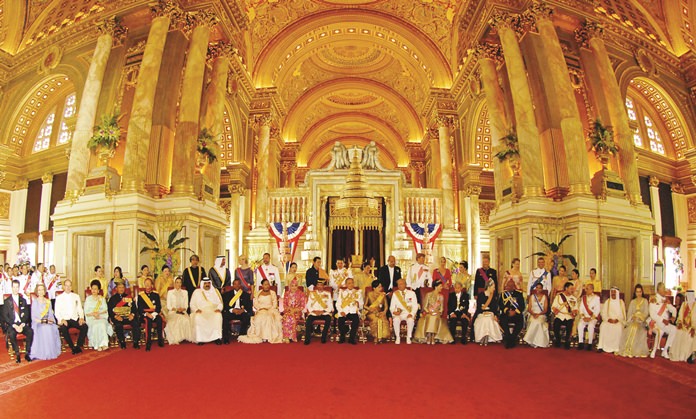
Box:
108;293;138;321
499;290;526;317
2;294;31;326
377;265;401;292
137;291;162;315
221;288;252;314
474;268;498;295
306;267;319;288
447;291;470;317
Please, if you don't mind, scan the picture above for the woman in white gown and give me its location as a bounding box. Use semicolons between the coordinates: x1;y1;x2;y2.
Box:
524;282;549;348
473;279;502;345
669;290;695;362
165;277;191;344
239;279;283;344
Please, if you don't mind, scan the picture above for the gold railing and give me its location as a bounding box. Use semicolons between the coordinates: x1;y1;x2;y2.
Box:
402;188;442;224
268;188;309;222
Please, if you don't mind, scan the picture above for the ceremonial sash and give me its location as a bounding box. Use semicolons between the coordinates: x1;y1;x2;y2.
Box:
368;293;385;310
559;293;572;313
582;295;594;317
503;291;519;311
417;266;427;287
212;267;225;287
187;267;201;288
115;297;130;307
534;294;544;313
310;291;328;310
340;290;358;309
236;268;251;290
139;292;155;311
228;290;244;307
23;278;30;294
201;288;222;304
334;270;347;288
13;299;19;315
47;275;58;290
657;301;668;317
684;304;692;328
39;299;50;318
531;271;547;289
395;290;409;311
258;266;268;281
94;297;103;313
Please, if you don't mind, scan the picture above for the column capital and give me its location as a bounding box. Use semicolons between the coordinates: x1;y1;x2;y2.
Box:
280;161;297;173
191;9;219;28
671;182;684;194
151;0;183;19
228;183;245;196
463;184;482;197
648;175;660;187
490;11;525;37
474;42;503;64
41;172;54;184
435;114;458;130
251;113;273;130
426;127;440;140
574;21;604;48
525;1;554;23
96;17;128;46
207;41;238;62
14;178;28;190
269;126;281;141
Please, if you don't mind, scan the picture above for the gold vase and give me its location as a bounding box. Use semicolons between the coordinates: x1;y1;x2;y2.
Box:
508;154;521;177
96;146;115;167
595;150;610;170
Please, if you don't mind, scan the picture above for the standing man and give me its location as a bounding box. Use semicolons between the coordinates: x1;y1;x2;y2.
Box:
221;279;252;343
44;264;62;309
209;255;232;291
528;256;552;295
30;263;46;297
0;264;11;296
390;278;418;344
2;280;33;363
406;253;430;306
551;282;578;350
377;255;401;293
182;255;206;302
55;279;88;355
336;278;363;344
474;256;497;295
108;282;141;349
330;259;353;305
577;283;601;351
585;268;602;293
305;256;323;290
499;278;526;349
304;280;333;344
137;278;164;351
447;281;471;344
256;252;281;294
16;264;31;301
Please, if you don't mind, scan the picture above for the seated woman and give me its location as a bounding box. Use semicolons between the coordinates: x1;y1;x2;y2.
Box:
281;277;307;343
414;280;453;345
669;290;695;362
523;282;549;348
84;280;113;351
30;283;61;360
156;265;174;319
239;279;283;344
364;280;390;343
617;284;650;358
473;279;502;345
165;276;191;345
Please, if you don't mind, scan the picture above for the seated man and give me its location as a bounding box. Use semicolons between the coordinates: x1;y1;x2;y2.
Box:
597;286;626;353
55;279;88;355
108;282;141;349
499;278;526;349
551;282;578;350
304;280;333;345
137;278;164;351
577;283;601;351
389;278;418;344
649;282;677;358
447;281;471;344
336;278;363;344
2;280;33;363
221;279;252;344
190;278;223;345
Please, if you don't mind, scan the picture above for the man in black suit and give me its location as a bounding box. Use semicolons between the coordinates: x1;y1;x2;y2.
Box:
447;281;470;344
2;280;33;363
499;278;526;349
108;282;141;349
222;279;253;343
377;255;401;293
474;256;498;295
305;256;322;289
137;278;164;351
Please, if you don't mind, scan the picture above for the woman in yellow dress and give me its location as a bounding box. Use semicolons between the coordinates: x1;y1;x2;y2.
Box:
137;264;153;288
364;280;390;343
156;265;174;319
354;262;374;293
414;280;454;344
550;265;569;303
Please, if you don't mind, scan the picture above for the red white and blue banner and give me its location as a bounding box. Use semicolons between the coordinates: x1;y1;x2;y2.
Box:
269;222;307;273
404;223;442;254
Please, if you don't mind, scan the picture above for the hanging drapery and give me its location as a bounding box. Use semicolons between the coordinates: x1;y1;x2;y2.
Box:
269;222;306;273
404;223;442;255
330;227;355;267
362;228;382;267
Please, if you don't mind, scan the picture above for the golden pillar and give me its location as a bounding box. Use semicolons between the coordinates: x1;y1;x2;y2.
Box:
437;115;456;228
65;19;125;199
576;22;640;203
529;2;590;194
170;23;212;195
428;128;442;188
492;12;544;197
121;15;171;193
252;114;273;228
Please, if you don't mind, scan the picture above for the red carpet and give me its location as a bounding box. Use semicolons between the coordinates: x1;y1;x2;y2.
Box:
0;342;694;418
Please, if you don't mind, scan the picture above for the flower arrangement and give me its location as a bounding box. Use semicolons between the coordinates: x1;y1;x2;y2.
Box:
493;131;520;162
588;119;619;156
138;226;193;275
196;128;219;164
87;114;121;151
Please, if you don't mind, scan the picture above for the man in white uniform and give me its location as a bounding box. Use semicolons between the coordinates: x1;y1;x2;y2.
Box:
43;264;62;308
390;279;418;344
336;278;363;344
256;252;281;295
190;278;223;345
577;283;601;351
527;256;552;295
649;282;677;358
406;253;430;306
55;279;88;354
304;280;333;345
330;259;353;303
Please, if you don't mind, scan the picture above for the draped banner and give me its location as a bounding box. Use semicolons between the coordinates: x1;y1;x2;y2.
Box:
404;223;442;255
269;222;307;273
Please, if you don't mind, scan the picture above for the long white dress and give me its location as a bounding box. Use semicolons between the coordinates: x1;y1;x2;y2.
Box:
524;294;549;348
473;292;502;343
165;289;192;344
669;302;695;362
597;297;626;353
190;288;223;343
238;291;283;344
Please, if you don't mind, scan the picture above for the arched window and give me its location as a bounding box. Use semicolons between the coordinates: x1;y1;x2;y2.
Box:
31;91;77;153
33;109;56;152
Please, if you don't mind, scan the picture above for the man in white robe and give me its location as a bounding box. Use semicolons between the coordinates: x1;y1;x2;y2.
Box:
190;278;223;345
649;282;677;358
597;287;626;353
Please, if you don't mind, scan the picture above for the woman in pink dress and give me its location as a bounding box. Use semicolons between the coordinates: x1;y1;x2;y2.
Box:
281;278;307;343
432;257;452;290
503;258;524;292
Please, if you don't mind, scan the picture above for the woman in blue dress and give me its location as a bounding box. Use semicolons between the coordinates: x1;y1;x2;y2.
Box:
30;283;62;360
84;280;113;351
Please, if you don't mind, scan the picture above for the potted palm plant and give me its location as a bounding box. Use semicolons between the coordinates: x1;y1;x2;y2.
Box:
494;131;520;175
87;114;121;166
588;119;618;169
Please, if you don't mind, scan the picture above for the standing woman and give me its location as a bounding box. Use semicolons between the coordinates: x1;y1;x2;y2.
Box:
108;266;130;297
84;280;112;351
433;257;452;291
30;283;61;360
165;276;191;345
617;284;650;358
234;255;255;293
503;258;524;292
281;277;307;343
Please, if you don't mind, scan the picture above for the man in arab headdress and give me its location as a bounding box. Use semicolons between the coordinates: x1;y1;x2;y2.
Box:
597;286;626;354
189;278;223;345
208;256;231;291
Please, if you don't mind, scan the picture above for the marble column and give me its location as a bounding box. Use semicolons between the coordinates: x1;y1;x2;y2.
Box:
576;22;641;203
228;183;245;270
475;44;509;203
121;15;171;193
437;115;456;228
530;2;590;194
463;185;482;272
9;179;28;261
170;24;210;196
492;13;545;197
648;176;662;259
37;172;53;261
65;30;115;199
252;114;273;228
428;129;442;188
199;54;229;202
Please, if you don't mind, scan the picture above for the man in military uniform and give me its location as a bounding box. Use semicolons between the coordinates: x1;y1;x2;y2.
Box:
499;278;526;349
336;278;363;344
108;282;141;349
304;280;333;345
221;278;252;343
551;282;578;349
137;278;164;351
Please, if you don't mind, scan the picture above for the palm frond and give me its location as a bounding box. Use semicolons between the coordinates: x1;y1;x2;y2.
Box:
562;255;578;267
138;229;158;243
167;228;182;247
169;237;189;248
534;236;552;248
557;234;572;248
140;246;159;254
527;252;547;259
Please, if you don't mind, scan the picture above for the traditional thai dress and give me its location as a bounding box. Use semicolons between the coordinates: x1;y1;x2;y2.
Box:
364;290;390;340
617;297;650;358
281;288;307;341
84;294;113;349
414;290;454;343
30;296;61;360
669;301;695;362
239;291;283;344
155;274;173;319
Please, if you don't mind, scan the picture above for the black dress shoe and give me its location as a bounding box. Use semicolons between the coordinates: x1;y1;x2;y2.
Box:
586;344;592;351
577;343;584;351
25;355;32;362
158;341;164;348
70;348;78;355
15;357;21;364
133;344;140;350
687;355;694;364
197;342;204;346
338;338;345;344
215;339;222;346
304;340;310;345
146;346;151;352
349;339;357;345
120;343;126;349
75;347;83;354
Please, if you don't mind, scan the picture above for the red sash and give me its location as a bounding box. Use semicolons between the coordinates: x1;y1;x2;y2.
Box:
258;266;268;281
559;293;572;312
23;278;30;294
582;295;594;317
657;301;667;317
478;268;489;282
115;299;128;307
48;275;58;290
13;299;19;315
236;268;251;290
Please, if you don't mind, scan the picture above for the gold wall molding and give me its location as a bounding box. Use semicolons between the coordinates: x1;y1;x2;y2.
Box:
0;192;10;219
